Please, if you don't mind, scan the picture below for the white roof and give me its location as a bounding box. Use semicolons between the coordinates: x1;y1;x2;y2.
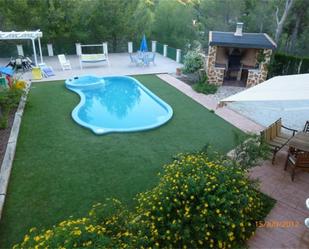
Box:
220;73;309;104
0;30;42;40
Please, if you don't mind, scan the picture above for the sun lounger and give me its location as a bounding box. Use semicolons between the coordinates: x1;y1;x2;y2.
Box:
32;67;43;80
58;54;72;70
38;63;55;78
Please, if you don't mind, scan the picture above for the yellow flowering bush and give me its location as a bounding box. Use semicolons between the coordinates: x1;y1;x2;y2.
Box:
14;152;274;248
13;199;131;248
131;152;273;248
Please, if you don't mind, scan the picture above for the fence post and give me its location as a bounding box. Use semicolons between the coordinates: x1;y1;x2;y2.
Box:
128;42;133;53
103;42;108;55
163;44;168;57
47;44;54;56
176;49;181;63
76;43;81;56
17;45;24;56
152;41;157;53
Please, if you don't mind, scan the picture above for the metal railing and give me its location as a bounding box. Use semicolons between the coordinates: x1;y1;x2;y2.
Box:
157;42;182;63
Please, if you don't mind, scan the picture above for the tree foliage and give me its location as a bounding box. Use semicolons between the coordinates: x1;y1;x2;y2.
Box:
0;0;308;55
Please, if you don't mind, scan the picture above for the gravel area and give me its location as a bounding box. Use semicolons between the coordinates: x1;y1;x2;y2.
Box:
208;86;245;101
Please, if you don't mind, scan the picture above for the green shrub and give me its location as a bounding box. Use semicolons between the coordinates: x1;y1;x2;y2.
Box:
192;74;218;95
193;81;218;94
268;53;309;77
14;152;275;249
0;86;23;129
231;134;271;171
183;50;204;73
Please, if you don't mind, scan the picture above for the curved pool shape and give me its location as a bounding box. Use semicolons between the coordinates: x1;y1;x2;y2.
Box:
65;75;173;134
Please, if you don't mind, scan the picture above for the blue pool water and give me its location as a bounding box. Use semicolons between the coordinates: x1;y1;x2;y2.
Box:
65;75;173;134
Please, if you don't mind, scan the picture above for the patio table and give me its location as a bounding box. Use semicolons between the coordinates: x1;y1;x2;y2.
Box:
288;132;309;152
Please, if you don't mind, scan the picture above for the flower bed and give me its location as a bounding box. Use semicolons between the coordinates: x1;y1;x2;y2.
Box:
0;80;25;165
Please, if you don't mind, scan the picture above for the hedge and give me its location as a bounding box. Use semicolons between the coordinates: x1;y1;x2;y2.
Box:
269;53;309;77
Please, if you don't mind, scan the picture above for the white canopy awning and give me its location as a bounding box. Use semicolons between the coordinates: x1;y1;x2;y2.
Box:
220;73;309;105
0;30;43;66
0;30;42;40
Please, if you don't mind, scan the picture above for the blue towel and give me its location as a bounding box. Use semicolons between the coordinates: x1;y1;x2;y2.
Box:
0;66;14;76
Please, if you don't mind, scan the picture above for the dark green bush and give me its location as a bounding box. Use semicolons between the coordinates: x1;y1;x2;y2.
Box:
269;53;309;77
0;88;23;129
192;75;218;95
193;81;218;94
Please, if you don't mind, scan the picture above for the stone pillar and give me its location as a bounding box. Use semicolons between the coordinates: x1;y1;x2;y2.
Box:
206;46;225;85
17;45;24;56
151;41;157;53
163;44;168;57
259;49;272;83
176;49;181;63
47;44;54;56
128;42;133;53
247;69;260;87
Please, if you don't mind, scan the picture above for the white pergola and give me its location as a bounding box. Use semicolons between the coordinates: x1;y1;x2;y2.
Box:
0;30;43;66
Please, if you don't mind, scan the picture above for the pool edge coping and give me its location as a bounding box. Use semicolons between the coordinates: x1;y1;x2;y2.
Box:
0;82;31;220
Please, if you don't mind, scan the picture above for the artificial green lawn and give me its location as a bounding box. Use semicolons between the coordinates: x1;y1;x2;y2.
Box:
0;75;244;247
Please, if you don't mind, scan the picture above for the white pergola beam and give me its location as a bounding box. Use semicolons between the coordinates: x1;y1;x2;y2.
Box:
0;30;43;40
0;30;43;66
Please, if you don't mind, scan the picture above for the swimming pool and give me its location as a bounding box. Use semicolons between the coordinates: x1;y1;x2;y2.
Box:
65;75;173;134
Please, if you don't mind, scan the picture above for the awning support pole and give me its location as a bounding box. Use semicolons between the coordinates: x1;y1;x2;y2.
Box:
32;38;38;66
38;37;43;64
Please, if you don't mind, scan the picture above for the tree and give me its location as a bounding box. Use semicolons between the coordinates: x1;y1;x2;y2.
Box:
283;0;309;53
151;0;197;49
192;0;246;50
274;0;294;43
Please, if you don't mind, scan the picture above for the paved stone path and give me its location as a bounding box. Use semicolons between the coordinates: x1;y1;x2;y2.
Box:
249;151;309;249
158;74;309;249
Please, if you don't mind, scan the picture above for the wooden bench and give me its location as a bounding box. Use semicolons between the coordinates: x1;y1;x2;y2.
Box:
260;118;297;164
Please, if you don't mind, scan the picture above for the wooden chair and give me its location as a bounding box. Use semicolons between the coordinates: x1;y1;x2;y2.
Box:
260;118;297;164
284;150;309;181
303;121;309;133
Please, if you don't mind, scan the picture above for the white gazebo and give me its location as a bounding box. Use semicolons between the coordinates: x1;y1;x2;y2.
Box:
0;30;43;66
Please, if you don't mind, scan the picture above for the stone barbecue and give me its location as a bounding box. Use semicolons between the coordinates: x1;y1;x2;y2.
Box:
206;23;276;87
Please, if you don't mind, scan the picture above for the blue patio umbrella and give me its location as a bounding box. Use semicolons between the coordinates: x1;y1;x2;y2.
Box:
139;34;148;52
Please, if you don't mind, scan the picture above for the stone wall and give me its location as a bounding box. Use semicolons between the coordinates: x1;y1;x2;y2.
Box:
247;70;260;87
246;48;272;87
207;46;272;87
258;49;272;83
207;46;225;85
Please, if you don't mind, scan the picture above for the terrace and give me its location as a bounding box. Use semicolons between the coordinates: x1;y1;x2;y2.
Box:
0;52;182;82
